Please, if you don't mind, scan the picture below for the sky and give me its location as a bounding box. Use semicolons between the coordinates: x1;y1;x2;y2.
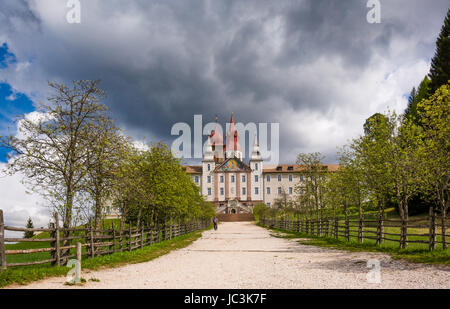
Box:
0;0;448;227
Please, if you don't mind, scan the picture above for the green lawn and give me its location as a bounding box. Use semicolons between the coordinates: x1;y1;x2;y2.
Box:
0;227;209;288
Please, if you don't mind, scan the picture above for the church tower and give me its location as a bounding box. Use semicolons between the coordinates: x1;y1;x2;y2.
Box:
250;135;263;202
225;112;243;160
202;137;215;201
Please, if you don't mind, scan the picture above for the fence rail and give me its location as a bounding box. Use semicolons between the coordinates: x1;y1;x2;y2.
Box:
259;207;448;251
0;209;210;271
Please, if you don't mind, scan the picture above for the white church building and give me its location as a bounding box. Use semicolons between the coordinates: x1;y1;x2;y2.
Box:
184;113;339;215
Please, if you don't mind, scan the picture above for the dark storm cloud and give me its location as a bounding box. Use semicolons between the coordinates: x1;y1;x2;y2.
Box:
1;0;449;163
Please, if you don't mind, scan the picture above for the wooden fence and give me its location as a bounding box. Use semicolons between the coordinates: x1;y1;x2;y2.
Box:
0;209;210;271
259;207;449;251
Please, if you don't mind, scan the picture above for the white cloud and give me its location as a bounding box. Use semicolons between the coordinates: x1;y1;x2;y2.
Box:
0;162;50;237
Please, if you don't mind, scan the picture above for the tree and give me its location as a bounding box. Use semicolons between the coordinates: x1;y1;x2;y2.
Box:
1;80;110;230
296;152;328;234
417;82;450;249
24;217;34;238
429;9;450;93
389;115;424;248
336;146;367;220
253;202;269;221
405;76;431;125
353;113;394;243
83;122;129;229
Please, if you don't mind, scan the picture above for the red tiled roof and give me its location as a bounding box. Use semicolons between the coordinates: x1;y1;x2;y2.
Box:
183;165;202;174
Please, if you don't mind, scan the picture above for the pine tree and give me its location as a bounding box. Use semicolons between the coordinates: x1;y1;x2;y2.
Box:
404;76;431;124
404;87;417;119
24;217;34;238
429;9;450;93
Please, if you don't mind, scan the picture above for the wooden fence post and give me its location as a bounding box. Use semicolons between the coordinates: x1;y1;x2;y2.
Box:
442;209;447;250
90;221;95;258
358;216;363;243
334;217;338;239
76;242;82;265
429;207;436;251
376;212;382;245
345;212;349;242
119;221;123;252
55;214;61;266
128;224;132;252
141;227;144;249
110;223;115;253
401;215;407;249
0;210;6;271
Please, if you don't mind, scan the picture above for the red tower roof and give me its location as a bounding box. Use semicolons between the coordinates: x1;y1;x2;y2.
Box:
210;122;223;146
225;112;242;152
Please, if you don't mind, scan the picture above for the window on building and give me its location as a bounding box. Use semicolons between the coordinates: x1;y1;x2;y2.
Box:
255;187;259;195
207;164;210;171
207;176;211;183
242;187;246;195
267;187;270;194
289;187;293;195
231;175;235;183
220;175;224;183
289;174;293;182
220;188;224;195
278;174;282;182
278;187;282;194
276;166;282;171
194;176;199;183
207;188;211;195
300;175;304;181
266;175;270;182
267;202;271;207
255;163;258;171
242;175;246;182
255;175;259;182
287;166;294;171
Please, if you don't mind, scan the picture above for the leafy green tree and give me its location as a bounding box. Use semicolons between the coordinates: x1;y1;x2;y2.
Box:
417;82;450;249
353;113;395;243
389;116;424;248
295;152;328;233
429;9;450;93
253;202;269;221
1;80;110;230
24;217;34;239
405;76;431;124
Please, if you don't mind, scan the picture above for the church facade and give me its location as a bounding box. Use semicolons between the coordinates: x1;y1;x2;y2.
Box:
184;113;338;215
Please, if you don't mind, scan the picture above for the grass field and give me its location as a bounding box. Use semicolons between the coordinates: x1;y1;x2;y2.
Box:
0;227;208;288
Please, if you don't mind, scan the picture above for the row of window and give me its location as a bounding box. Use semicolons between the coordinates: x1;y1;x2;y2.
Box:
206;186;295;196
195;174;306;184
266;174;304;182
266;187;294;195
207;187;254;196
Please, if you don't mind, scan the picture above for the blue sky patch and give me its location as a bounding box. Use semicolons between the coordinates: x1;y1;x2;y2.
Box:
0;83;35;162
0;43;17;69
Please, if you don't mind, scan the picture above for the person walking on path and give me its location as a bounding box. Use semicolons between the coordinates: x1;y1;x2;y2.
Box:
213;217;218;230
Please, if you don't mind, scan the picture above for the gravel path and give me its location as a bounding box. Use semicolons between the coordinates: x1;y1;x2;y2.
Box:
10;222;450;289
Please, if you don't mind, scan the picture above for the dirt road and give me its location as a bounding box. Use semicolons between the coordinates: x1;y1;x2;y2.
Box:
12;222;450;289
